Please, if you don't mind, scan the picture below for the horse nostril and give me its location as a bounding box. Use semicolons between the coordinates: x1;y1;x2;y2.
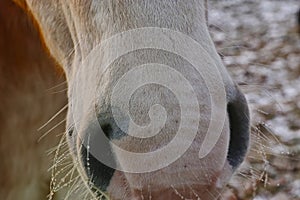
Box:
80;144;115;192
101;123;113;139
227;89;250;170
98;115;127;140
78;116;119;192
68;127;74;137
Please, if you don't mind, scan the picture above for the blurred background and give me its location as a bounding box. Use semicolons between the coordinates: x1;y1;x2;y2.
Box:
208;1;300;199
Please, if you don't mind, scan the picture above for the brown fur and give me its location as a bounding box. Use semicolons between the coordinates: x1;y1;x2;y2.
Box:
0;0;67;199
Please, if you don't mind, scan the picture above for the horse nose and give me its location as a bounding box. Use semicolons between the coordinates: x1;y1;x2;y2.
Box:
78;86;250;192
226;87;250;170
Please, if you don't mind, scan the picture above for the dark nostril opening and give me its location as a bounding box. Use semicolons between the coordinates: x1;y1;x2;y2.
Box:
227;90;250;170
98;114;127;140
80;145;115;192
101;123;113;139
77;115;119;193
68;127;74;137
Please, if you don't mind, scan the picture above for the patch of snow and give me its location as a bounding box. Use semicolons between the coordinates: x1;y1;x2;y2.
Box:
291;180;300;198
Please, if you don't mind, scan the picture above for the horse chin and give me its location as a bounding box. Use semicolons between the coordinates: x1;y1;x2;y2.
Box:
104;160;233;200
106;167;232;200
130;185;222;200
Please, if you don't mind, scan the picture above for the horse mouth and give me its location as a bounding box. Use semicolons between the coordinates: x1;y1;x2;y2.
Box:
129;185;222;200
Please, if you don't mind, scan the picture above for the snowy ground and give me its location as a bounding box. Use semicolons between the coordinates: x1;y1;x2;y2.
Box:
208;1;300;199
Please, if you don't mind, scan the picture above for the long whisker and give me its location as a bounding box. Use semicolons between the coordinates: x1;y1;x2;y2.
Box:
38;104;68;131
38;119;66;142
50;88;68;94
46;81;68;92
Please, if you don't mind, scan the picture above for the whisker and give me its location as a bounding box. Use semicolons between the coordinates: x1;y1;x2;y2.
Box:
47;140;68;157
64;176;80;200
49;133;69;199
50;88;68;94
38;104;68;131
188;185;201;200
38;119;66;142
46;81;67;92
170;185;185;200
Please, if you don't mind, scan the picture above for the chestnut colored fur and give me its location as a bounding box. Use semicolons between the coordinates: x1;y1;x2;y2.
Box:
0;0;67;199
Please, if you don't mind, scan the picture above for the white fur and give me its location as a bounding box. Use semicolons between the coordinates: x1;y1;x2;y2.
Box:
22;1;244;199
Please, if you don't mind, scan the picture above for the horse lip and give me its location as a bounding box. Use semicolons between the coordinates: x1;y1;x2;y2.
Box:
130;184;222;200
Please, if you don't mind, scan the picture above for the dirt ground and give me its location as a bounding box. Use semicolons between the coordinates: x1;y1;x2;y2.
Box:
208;1;300;199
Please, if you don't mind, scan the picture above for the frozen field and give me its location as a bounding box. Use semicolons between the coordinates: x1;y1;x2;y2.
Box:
209;0;300;199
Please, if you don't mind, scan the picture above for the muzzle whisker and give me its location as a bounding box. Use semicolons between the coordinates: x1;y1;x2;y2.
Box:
38;119;66;142
38;104;68;131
